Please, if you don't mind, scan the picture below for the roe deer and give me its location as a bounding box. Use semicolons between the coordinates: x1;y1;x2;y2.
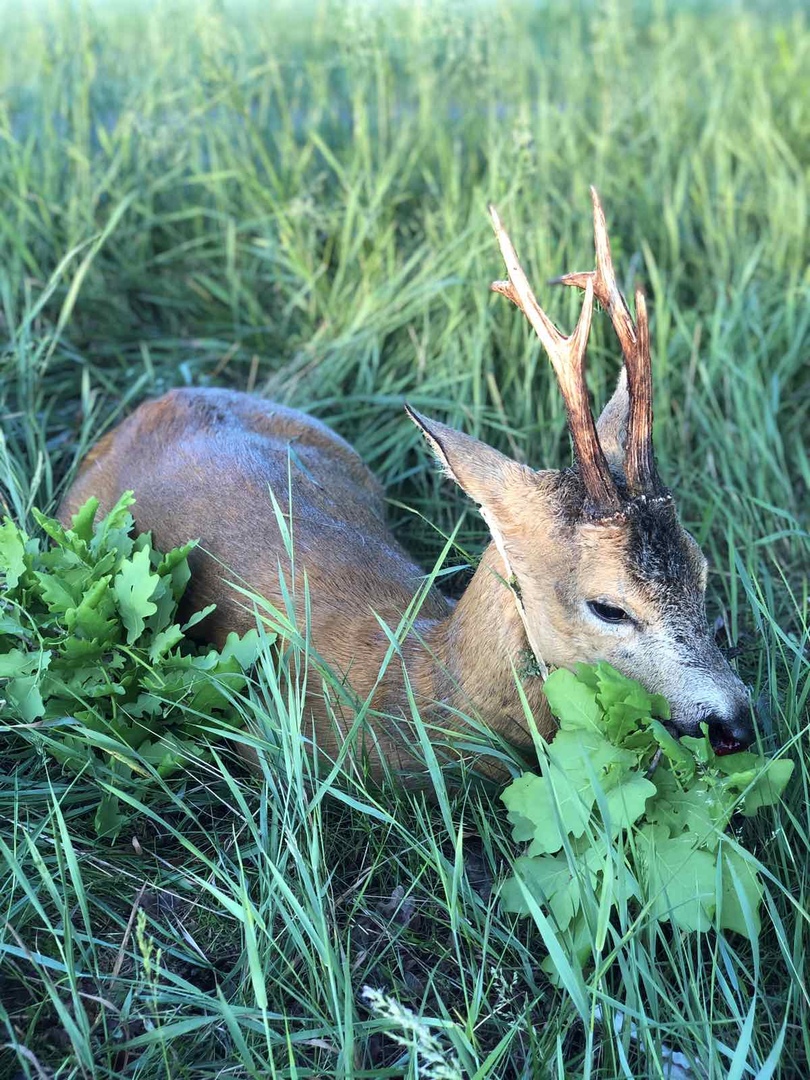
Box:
59;189;753;778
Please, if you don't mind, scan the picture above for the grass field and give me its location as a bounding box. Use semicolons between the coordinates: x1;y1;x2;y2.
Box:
1;0;809;1076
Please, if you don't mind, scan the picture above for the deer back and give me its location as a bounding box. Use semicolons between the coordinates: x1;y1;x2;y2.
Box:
59;388;463;761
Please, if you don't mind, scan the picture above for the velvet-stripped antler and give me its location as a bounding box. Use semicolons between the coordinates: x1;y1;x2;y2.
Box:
552;187;660;496
488;203;621;512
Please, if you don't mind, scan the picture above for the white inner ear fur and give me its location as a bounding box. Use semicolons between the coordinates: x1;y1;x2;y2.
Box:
421;431;460;484
479;505;549;681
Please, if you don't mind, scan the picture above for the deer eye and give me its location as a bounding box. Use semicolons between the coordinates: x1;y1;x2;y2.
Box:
587;600;631;625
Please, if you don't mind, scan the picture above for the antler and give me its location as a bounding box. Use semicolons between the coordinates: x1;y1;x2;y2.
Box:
488;203;621;511
552;186;659;495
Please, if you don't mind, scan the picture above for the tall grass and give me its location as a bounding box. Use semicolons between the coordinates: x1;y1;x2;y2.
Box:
0;0;808;1075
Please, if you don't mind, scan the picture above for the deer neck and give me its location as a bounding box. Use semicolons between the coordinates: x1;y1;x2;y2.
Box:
420;543;555;748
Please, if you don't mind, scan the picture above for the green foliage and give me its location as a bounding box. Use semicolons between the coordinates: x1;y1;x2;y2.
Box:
0;0;807;1073
0;495;263;836
501;664;794;977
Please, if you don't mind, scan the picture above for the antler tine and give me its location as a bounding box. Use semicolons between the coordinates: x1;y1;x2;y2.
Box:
552;186;659;495
627;287;655;492
488;203;620;511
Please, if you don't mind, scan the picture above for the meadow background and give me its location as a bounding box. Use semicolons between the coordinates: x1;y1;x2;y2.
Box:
0;0;808;1076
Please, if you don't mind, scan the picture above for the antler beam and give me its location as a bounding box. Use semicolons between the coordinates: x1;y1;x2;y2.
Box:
488;202;621;511
553;187;659;495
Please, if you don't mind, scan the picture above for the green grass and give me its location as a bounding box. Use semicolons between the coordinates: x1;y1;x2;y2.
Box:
1;0;808;1075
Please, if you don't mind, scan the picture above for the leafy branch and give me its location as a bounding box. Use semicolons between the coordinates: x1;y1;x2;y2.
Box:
0;494;266;836
501;664;794;979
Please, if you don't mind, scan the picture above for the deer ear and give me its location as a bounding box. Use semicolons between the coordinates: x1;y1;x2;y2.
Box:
406;405;531;514
596;367;629;473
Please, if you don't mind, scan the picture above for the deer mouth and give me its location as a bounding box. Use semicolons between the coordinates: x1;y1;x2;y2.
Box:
665;721;746;757
708;731;746;756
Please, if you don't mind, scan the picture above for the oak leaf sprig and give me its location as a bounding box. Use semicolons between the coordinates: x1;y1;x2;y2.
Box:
0;494;266;836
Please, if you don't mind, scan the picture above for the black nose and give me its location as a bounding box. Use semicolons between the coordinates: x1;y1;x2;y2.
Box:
705;705;755;756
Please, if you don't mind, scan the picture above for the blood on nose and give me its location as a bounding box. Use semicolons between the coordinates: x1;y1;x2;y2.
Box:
705;706;755;756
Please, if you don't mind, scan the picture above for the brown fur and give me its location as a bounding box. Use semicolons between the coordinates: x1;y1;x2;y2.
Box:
59;388;548;779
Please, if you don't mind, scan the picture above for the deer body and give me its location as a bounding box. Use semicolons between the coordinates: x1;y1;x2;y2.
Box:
60;191;755;777
60;389;549;771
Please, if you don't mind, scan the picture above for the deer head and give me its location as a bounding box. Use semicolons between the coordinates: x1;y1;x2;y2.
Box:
408;188;753;754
